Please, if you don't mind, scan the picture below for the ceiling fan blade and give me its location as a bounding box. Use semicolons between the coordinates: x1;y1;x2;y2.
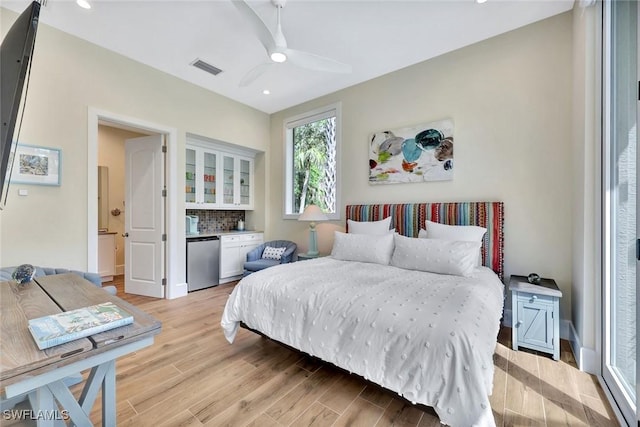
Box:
239;62;273;87
285;48;352;74
230;0;276;53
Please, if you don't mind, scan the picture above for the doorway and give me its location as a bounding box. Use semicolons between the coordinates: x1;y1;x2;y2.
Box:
87;108;186;299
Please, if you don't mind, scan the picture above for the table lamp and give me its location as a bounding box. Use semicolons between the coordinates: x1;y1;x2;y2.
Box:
298;204;328;257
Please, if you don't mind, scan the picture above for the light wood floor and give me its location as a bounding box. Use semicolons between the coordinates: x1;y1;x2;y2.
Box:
4;276;621;427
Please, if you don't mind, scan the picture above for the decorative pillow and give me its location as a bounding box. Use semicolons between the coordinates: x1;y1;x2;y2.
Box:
424;220;487;242
331;231;394;265
347;217;392;235
262;246;287;260
424;220;487;266
390;234;481;277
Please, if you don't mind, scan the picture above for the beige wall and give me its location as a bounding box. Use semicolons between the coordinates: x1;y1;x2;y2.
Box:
97;125;146;272
0;8;582;330
570;3;600;370
268;12;574;320
0;9;270;271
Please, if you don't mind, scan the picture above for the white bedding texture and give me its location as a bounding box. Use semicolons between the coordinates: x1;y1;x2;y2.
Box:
221;257;505;427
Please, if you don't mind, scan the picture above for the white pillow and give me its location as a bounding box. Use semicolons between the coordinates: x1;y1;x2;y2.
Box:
262;246;287;260
347;217;392;235
424;220;487;242
331;231;394;265
390;234;481;277
424;220;487;266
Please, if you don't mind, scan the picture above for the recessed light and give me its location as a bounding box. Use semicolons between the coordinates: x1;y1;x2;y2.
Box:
263;89;271;95
270;52;287;63
476;0;487;3
76;0;91;9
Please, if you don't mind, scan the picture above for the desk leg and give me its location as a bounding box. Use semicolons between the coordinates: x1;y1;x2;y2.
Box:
31;388;54;427
28;360;117;427
47;380;92;426
78;360;116;426
102;360;116;427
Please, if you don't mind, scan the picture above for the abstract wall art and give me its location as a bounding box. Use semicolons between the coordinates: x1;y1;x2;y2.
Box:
369;118;453;184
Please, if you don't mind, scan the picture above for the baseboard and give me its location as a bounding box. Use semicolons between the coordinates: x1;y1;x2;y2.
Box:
568;322;600;374
116;264;124;275
167;282;188;299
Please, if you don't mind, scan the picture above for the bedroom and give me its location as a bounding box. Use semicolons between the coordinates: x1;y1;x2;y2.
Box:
0;0;634;426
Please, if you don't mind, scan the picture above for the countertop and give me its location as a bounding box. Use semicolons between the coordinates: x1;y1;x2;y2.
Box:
98;230;117;235
186;230;263;239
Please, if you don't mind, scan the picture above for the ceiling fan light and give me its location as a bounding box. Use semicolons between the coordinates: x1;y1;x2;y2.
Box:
76;0;91;9
270;52;287;63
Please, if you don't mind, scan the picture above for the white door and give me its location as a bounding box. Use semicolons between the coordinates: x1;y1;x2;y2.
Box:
124;135;165;298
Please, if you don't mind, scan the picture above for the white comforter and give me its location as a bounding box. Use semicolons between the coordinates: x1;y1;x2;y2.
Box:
221;257;504;427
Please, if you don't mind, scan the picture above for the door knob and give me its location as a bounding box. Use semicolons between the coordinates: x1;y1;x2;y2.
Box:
122;232;129;237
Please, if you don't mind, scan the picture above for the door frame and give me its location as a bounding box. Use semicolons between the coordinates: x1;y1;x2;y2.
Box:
87;108;187;299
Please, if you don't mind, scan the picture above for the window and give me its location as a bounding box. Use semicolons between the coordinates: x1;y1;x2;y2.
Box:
602;0;638;424
284;103;341;219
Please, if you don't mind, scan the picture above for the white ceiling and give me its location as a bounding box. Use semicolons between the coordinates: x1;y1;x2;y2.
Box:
1;0;574;114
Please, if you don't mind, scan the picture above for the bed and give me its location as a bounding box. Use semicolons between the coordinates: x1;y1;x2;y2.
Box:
221;202;505;427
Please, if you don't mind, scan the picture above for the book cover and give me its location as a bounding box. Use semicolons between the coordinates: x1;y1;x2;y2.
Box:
28;302;133;350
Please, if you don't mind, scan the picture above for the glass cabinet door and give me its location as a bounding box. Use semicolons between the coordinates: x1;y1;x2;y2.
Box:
240;158;251;206
223;155;235;205
203;151;217;204
185;148;196;204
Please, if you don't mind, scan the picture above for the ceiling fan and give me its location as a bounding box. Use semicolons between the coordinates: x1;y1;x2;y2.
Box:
231;0;352;87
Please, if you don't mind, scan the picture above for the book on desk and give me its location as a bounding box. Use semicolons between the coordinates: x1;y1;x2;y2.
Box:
28;302;133;350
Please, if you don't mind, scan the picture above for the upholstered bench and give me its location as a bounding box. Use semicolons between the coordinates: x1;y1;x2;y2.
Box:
0;266;116;295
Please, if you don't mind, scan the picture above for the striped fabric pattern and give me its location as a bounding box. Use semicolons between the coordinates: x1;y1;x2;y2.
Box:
345;202;505;279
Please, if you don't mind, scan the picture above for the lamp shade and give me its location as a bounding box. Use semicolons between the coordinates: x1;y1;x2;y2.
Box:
298;205;328;222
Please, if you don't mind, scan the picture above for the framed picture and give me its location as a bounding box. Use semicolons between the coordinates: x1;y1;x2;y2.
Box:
369;118;453;184
10;144;61;186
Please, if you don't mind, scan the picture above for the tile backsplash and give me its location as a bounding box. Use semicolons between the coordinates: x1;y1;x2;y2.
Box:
186;210;245;234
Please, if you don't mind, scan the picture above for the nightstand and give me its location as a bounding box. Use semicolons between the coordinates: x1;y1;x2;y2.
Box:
297;253;327;261
509;275;563;360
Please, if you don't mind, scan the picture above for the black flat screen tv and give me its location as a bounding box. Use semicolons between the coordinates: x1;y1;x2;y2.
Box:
0;1;40;209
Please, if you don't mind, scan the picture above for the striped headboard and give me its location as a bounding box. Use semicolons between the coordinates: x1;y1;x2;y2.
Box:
345;202;505;279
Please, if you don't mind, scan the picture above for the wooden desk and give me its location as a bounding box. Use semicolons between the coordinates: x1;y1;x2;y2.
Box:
0;273;161;426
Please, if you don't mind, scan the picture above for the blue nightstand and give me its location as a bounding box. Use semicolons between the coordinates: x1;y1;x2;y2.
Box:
510;275;562;360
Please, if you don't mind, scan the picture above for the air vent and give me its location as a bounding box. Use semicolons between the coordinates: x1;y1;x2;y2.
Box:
191;59;223;76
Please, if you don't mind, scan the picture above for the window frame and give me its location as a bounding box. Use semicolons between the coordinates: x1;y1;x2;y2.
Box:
283;102;342;220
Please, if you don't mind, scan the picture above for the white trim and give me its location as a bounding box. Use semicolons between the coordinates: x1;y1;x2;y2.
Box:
597;375;632;427
283;102;342;221
568;321;600;374
87;108;186;300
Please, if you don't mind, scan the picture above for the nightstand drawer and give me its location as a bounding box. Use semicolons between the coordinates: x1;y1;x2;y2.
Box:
516;291;554;305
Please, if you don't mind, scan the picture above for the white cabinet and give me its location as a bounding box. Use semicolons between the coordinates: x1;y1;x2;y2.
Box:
219;233;263;283
185;139;256;210
220;154;254;210
185;146;219;209
509;275;562;360
98;233;116;282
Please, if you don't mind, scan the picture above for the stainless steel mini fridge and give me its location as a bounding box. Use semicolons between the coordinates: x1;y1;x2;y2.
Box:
186;235;220;291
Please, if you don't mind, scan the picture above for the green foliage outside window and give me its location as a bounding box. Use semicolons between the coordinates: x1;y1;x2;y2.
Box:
292;116;336;214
